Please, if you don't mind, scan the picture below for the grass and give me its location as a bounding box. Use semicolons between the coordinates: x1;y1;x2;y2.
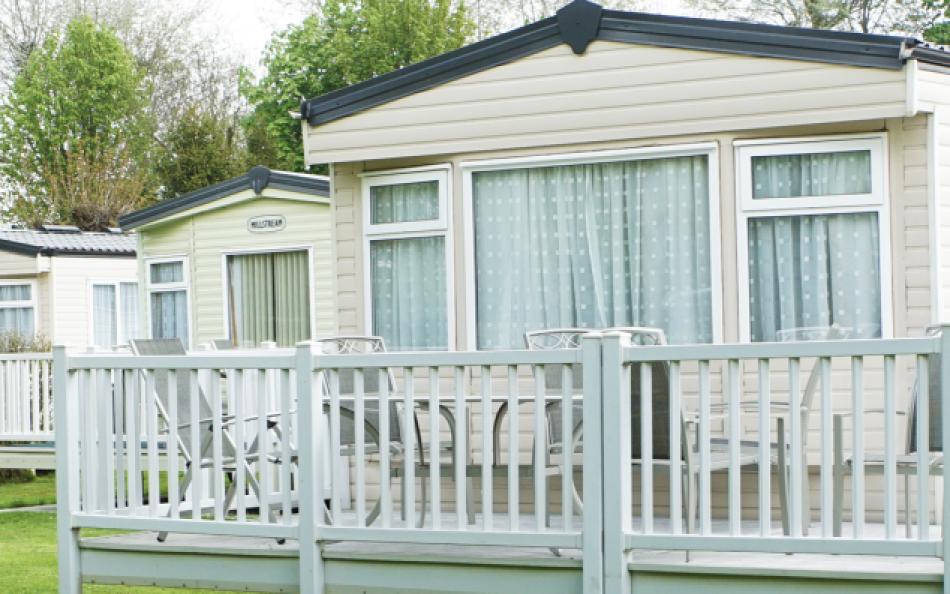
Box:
0;471;56;509
0;512;244;593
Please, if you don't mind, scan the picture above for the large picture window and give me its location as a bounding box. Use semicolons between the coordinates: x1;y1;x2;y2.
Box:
737;136;889;342
0;282;35;336
147;258;189;346
468;148;716;349
90;281;138;348
363;168;450;351
226;249;311;347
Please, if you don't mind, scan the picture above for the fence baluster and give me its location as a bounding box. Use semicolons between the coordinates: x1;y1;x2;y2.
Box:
789;357;803;537
454;366;468;530
507;365;519;531
641;362;653;534
698;360;711;535
669;361;682;535
429;367;441;530
852;356;865;539
728;359;741;536
562;364;574;532
481;365;493;531
884;355;896;539
354;368;366;527
379;368;391;528
757;359;770;537
403;368;416;528
916;355;930;540
533;364;546;531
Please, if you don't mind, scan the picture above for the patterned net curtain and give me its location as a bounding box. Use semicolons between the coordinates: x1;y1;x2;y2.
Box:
473;155;713;349
227;250;310;348
0;284;34;336
747;150;881;341
369;180;447;351
149;262;188;345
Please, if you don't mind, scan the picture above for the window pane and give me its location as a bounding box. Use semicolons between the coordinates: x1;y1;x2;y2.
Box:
150;261;183;284
119;283;138;344
473;155;712;349
370;181;439;224
0;308;33;336
752;150;871;199
747;212;881;342
0;284;30;302
227;250;310;347
92;284;117;348
371;236;446;351
150;290;188;345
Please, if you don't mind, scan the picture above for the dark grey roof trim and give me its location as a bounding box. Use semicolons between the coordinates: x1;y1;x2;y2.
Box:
301;17;563;126
119;166;330;230
0;237;136;257
303;0;944;127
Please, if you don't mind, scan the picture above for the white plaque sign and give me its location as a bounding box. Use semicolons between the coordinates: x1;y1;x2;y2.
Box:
247;214;286;233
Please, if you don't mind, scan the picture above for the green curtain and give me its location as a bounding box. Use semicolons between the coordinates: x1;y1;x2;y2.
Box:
228;250;310;347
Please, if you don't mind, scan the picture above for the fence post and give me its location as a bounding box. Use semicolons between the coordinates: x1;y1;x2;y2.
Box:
296;341;325;594
939;325;950;594
53;346;80;593
601;332;632;593
581;333;603;594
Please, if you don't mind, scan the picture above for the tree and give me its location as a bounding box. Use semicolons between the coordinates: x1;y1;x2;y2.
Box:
241;0;474;171
156;104;249;199
0;16;156;228
687;0;947;36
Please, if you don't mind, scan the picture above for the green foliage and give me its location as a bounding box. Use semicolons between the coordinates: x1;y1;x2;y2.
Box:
0;16;156;228
156;104;249;198
0;511;243;592
0;331;50;354
241;0;474;171
925;21;950;43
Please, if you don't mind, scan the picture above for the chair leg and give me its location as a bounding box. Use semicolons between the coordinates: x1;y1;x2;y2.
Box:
904;472;912;539
833;414;843;538
776;418;790;537
686;470;697;535
158;465;194;543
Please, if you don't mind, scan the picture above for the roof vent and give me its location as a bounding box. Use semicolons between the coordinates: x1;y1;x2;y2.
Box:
41;224;81;234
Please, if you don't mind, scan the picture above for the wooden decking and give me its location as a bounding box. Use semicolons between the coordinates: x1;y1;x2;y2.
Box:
79;529;944;593
76;512;945;594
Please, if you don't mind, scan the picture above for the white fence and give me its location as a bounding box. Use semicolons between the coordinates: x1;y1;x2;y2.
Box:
54;332;950;594
0;352;53;441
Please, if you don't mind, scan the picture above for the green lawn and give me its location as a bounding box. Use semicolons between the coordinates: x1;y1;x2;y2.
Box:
0;472;56;509
0;512;245;593
0;474;244;593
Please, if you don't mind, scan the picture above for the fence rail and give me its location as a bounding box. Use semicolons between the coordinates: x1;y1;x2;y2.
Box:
0;351;53;441
54;331;950;594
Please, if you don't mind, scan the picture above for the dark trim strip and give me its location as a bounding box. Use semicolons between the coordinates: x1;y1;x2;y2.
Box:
119;167;330;230
0;238;135;258
302;0;940;127
302;17;561;125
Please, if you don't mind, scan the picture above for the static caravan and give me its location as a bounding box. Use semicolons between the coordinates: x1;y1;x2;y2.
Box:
119;166;333;348
0;225;137;349
54;4;950;594
302;6;950;353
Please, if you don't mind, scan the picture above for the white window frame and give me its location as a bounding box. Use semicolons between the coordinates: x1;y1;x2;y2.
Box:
0;279;37;336
220;245;316;345
145;255;192;347
361;165;455;351
735;133;893;343
87;279;138;349
461;142;724;351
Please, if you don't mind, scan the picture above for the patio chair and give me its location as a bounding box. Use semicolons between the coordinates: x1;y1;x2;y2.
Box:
504;326;791;534
832;326;944;537
316;336;466;527
129;338;295;542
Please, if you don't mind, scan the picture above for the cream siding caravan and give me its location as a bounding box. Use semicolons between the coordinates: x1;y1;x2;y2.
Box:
0;226;137;350
119;167;333;348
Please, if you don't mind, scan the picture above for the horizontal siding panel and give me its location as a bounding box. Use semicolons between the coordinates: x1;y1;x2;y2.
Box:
140;196;334;346
307;41;907;163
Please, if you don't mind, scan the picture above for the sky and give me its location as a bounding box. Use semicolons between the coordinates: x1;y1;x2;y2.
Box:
192;0;693;74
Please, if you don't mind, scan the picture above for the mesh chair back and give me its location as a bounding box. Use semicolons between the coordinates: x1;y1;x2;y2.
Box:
129;338;216;456
607;328;673;460
525;329;587;447
315;336;402;444
909;326;943;453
